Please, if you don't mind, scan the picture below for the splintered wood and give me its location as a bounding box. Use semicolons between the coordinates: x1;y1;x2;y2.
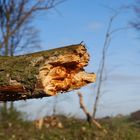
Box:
0;44;96;101
39;46;95;95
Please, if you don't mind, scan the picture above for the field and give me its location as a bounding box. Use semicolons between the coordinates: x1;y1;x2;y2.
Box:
0;108;140;140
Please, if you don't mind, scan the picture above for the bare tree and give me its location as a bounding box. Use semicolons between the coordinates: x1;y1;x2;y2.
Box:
92;9;131;118
92;14;114;118
131;0;140;31
0;0;64;56
92;2;140;119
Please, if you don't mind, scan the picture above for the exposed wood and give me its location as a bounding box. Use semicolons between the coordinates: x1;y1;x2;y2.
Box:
77;92;107;133
0;44;96;101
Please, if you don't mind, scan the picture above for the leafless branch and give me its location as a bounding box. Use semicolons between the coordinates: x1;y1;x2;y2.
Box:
109;26;132;35
77;92;107;133
0;0;64;55
92;9;131;118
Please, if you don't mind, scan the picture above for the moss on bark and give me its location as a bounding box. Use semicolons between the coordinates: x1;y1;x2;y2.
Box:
0;44;81;88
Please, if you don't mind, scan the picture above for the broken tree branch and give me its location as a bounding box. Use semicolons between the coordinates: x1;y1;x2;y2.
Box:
77;92;107;133
0;44;96;101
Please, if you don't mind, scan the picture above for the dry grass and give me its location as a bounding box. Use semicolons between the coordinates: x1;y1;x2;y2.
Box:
0;108;140;140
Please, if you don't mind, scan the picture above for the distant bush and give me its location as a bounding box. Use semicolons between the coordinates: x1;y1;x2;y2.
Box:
131;110;140;121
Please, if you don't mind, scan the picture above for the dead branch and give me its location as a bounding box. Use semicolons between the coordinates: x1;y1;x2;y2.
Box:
77;92;107;133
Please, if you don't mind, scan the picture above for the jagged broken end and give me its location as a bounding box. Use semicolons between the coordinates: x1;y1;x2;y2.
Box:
37;44;96;96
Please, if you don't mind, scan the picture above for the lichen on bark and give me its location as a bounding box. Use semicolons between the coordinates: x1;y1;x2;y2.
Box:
0;56;39;90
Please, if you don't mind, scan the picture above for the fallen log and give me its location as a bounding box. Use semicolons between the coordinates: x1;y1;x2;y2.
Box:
0;43;96;101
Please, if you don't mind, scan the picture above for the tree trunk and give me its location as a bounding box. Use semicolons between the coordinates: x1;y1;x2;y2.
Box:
0;44;96;101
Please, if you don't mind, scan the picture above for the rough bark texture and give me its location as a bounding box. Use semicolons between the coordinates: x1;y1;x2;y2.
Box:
0;44;96;101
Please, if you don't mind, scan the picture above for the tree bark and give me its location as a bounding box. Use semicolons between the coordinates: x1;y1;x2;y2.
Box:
0;43;96;101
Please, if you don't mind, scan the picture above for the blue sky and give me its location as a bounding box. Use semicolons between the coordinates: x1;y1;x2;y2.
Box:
15;0;140;119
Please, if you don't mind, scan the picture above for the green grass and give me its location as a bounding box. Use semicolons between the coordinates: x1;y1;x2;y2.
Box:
0;108;140;140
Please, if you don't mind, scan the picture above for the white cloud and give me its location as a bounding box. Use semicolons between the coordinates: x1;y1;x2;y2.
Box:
87;21;102;31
